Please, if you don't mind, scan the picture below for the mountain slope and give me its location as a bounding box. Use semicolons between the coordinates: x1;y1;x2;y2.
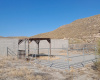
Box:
6;36;28;39
32;14;100;39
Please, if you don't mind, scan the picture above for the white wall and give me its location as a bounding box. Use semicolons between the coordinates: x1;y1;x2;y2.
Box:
0;38;18;56
0;38;68;56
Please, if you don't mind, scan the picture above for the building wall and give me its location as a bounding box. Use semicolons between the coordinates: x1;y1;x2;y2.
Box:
0;38;68;56
0;38;18;56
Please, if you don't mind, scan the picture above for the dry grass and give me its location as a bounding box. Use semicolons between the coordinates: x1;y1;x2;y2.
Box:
0;56;50;80
95;59;100;72
8;68;25;77
25;75;36;80
38;56;60;60
69;51;83;55
31;14;100;40
7;67;32;77
69;38;84;44
1;53;100;80
0;56;71;80
60;53;67;56
65;58;72;61
95;40;100;71
59;50;66;53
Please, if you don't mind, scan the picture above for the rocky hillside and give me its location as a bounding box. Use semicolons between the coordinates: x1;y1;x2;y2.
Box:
5;36;28;39
31;14;100;39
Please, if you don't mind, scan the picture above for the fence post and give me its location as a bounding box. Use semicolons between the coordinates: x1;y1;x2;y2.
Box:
17;44;19;58
35;49;36;61
67;47;70;70
48;48;50;63
95;47;97;62
25;40;26;57
82;47;85;66
7;47;8;56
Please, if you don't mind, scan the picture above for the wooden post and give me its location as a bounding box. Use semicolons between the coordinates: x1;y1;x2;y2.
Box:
25;39;26;57
7;47;8;56
37;40;40;55
18;44;19;58
47;39;51;56
38;42;39;55
28;39;30;57
50;40;51;55
34;40;40;55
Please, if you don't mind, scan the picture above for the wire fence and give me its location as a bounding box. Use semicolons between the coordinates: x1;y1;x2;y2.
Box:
7;43;98;70
25;44;98;70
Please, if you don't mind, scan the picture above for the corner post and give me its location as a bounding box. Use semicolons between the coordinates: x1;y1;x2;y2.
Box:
28;39;30;57
7;47;8;56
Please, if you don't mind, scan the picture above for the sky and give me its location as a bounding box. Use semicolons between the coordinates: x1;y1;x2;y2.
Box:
0;0;100;37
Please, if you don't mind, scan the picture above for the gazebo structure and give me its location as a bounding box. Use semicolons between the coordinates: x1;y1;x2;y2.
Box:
18;38;51;57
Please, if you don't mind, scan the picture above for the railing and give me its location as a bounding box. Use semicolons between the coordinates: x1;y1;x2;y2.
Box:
7;47;17;56
16;44;98;70
29;46;98;70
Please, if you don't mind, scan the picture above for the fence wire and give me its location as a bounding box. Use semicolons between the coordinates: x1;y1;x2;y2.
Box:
23;44;98;70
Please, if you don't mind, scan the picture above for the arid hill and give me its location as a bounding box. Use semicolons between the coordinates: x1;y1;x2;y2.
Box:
0;36;28;39
31;14;100;39
5;36;28;39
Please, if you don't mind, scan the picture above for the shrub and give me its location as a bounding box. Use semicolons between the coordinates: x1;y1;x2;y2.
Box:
94;40;100;71
98;40;100;55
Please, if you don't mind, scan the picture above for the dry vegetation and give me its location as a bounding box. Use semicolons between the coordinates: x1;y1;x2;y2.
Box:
31;14;100;40
65;58;72;61
38;56;60;60
0;56;73;80
0;55;100;80
94;40;100;72
0;46;100;80
0;56;50;80
2;15;100;44
60;53;67;56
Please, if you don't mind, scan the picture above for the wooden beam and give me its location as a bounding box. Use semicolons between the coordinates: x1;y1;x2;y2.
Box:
34;40;40;55
28;39;30;57
37;42;39;55
18;40;24;45
50;40;51;55
25;39;26;56
47;39;51;55
18;38;51;56
18;44;19;58
29;39;33;44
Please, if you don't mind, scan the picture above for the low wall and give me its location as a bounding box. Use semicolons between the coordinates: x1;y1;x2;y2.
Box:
0;38;18;56
19;39;69;54
0;38;68;56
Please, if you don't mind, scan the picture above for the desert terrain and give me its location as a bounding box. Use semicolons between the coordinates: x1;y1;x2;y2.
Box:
0;56;100;80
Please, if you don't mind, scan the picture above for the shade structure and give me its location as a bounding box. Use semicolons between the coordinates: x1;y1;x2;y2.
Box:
18;38;51;57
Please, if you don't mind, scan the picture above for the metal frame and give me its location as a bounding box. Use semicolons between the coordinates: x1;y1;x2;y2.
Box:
7;41;98;70
33;45;98;70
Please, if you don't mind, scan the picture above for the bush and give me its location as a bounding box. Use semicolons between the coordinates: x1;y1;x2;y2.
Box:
97;40;100;53
95;40;100;71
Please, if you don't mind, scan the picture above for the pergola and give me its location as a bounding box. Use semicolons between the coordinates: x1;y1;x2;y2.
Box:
18;38;51;56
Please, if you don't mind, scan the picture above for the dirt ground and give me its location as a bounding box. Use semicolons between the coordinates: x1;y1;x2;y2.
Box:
0;56;100;80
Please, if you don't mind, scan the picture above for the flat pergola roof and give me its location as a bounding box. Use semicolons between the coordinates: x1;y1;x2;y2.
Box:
18;38;51;56
18;38;51;45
